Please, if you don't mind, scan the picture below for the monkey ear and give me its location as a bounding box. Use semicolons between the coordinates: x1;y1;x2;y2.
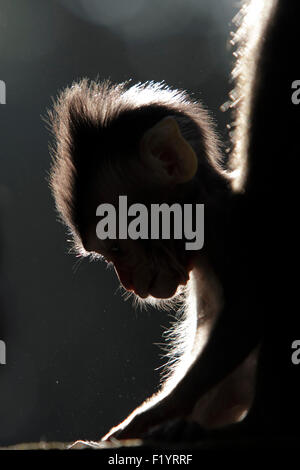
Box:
140;117;198;184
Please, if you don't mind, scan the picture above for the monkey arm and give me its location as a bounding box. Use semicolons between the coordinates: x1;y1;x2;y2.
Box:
102;294;262;441
170;297;262;405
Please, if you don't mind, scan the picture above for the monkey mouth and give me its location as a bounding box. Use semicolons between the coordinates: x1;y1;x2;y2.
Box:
147;272;188;299
132;277;155;299
133;267;190;299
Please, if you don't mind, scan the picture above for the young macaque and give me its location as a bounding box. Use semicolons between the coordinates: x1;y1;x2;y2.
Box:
49;0;296;442
48;78;259;440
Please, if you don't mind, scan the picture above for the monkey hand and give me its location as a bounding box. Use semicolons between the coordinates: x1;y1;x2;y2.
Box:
101;388;195;441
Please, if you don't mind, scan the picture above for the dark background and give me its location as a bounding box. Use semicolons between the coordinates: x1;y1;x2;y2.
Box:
0;0;234;445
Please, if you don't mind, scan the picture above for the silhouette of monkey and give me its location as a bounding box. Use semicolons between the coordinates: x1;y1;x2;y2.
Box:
49;0;300;443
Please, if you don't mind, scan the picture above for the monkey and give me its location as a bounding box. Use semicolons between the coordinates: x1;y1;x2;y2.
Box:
48;76;260;440
48;0;300;443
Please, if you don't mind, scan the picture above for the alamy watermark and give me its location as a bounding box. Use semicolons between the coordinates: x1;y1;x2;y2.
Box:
96;196;204;250
0;80;6;104
291;340;300;365
291;80;300;105
0;340;6;365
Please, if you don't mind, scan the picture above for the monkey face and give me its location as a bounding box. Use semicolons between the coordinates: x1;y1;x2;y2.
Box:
80;164;197;300
60;103;206;300
83;232;192;300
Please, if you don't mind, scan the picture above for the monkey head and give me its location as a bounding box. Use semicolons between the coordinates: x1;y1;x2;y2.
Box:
82;116;199;299
49;81;227;301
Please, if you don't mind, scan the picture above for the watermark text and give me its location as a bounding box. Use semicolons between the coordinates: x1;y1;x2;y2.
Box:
291;80;300;105
0;340;6;365
0;80;6;104
96;196;204;251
